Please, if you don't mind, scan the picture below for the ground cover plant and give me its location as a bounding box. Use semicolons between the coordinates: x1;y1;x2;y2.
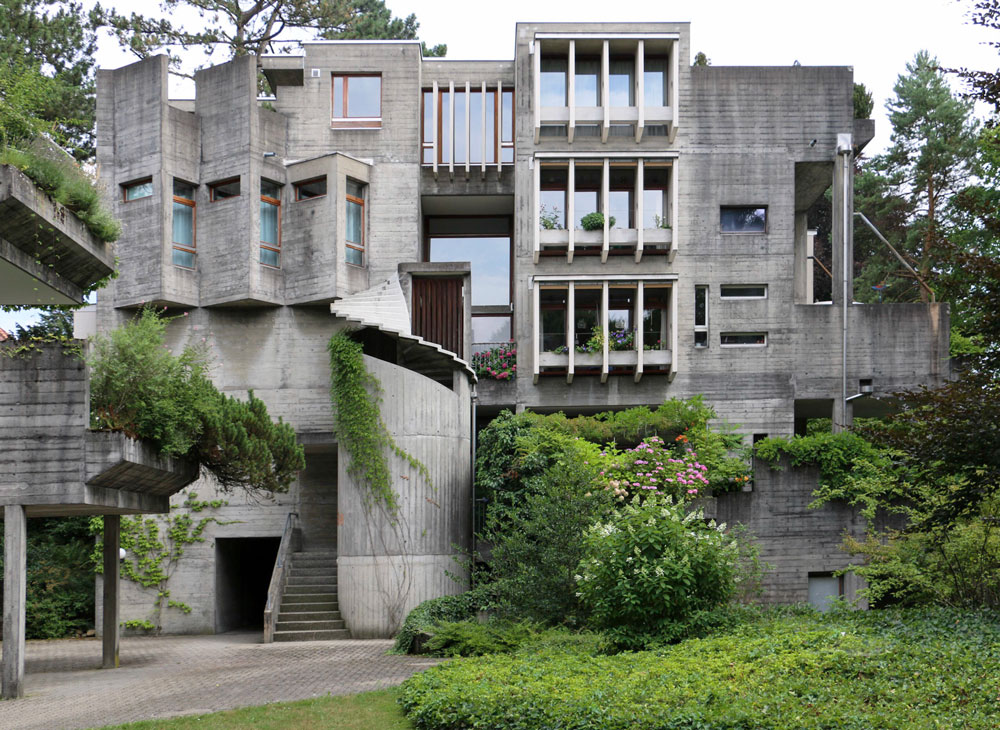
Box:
399;607;1000;730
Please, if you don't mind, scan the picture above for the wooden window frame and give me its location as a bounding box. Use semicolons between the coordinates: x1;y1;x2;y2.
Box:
331;74;382;129
209;177;241;202
293;176;327;202
345;180;365;266
122;177;153;203
260;181;281;268
172;182;196;269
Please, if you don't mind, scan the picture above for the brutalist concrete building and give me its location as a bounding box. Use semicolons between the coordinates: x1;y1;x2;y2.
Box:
92;22;949;638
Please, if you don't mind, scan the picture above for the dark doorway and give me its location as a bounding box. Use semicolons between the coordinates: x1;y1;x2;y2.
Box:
215;537;280;633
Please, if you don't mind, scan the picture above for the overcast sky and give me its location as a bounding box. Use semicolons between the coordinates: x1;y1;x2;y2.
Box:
1;0;995;334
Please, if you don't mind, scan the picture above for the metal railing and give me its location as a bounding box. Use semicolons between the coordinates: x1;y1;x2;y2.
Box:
263;511;300;643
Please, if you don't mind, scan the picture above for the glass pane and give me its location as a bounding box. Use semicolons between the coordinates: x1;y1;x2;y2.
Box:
440;91;451;164
429;237;511;306
260;247;279;267
172;248;195;268
125;180;153;200
423;90;433;143
609;58;634;106
695;286;707;327
501;146;514;164
608;190;632;229
540;288;567;351
539;190;566;230
211;179;240;199
694;330;708;347
469;91;482;164
643;189;665;228
575;57;599;105
173;180;194;199
643;309;666;349
260;199;278;245
721;206;766;232
644;57;668;106
721;285;767;298
346;199;363;245
454;91;466;164
485;91;496;164
574;191;599;229
502;91;513;143
347;76;380;117
346;246;363;266
574;289;600;348
540;57;567;106
427;217;509;235
472;316;511;345
172;200;193;246
721;332;767;346
333;76;343;117
346;180;364;198
261;180;280;199
295;178;327;199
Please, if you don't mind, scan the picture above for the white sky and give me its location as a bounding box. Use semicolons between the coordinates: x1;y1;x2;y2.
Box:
2;0;995;333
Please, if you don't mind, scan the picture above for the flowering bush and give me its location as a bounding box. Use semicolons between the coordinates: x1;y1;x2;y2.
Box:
607;328;634;351
472;342;517;380
576;494;740;648
598;435;710;502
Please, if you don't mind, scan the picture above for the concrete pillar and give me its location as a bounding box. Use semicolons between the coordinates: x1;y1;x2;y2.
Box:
102;515;120;669
2;504;27;699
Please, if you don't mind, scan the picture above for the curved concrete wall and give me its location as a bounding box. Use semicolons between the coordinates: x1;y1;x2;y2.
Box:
338;355;472;637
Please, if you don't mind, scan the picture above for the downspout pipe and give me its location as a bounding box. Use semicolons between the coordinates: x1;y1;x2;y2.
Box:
837;133;853;429
470;382;478;585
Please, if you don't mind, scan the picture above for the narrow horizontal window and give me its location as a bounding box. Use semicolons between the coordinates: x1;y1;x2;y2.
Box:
294;177;327;200
122;178;153;202
209;178;240;201
721;206;766;233
720;332;767;347
720;284;767;299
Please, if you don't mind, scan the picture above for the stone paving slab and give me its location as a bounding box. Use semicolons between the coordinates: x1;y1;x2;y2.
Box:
0;633;441;730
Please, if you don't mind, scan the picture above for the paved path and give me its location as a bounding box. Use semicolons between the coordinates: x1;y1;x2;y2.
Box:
0;633;441;730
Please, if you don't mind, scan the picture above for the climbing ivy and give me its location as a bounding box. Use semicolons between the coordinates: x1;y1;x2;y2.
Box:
91;492;234;631
327;330;431;513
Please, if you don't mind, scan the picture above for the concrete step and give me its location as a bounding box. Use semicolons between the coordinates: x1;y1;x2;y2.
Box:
289;566;337;577
282;592;338;604
292;551;338;560
285;583;338;595
287;573;336;586
273;628;351;642
275;619;346;632
279;601;339;613
278;610;341;622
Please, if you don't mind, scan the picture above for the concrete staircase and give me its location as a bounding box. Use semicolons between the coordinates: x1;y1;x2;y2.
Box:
273;550;349;642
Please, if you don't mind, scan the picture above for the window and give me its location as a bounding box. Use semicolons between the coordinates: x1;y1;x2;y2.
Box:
576;56;600;106
720;332;767;347
421;87;514;165
209;178;240;201
643;163;671;233
294;177;327;201
720;284;767;299
643;286;670;351
332;74;381;128
608;57;635;107
721;206;767;233
574;163;601;233
608;162;635;231
540;287;567;352
694;285;708;347
540;56;567;107
643;55;669;107
172;180;196;268
260;180;280;267
808;573;844;613
345;180;365;266
122;178;152;202
539;163;568;232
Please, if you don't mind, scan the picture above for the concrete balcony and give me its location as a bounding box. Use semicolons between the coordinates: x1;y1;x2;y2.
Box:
536;347;672;383
0;165;115;306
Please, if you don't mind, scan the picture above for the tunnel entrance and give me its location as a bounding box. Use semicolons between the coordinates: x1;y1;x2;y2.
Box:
215;537;280;633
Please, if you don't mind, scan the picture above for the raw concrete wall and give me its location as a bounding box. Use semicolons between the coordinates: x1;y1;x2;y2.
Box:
337;355;471;638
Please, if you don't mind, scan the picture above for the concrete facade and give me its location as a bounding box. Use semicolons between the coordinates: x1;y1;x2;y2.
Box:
93;21;948;634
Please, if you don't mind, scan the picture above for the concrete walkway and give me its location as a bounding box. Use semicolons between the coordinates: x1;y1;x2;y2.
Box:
0;633;441;730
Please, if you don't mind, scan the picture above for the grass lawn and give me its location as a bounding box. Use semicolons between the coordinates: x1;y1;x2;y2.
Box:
90;689;413;730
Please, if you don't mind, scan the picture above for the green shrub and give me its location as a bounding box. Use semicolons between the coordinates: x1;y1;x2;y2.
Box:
422;620;539;657
576;495;740;649
392;592;479;654
399;607;1000;730
57;174;100;213
579;212;614;230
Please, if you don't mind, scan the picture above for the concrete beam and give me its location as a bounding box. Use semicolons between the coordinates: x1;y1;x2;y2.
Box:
2;504;27;699
102;515;120;669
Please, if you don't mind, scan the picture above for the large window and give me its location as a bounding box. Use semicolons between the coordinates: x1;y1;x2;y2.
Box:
608;57;634;107
345;180;365;266
260;180;280;267
643;163;670;230
608;163;635;230
643;55;669;106
421;87;514;165
172;180;195;268
540;56;567;107
426;217;512;352
539;163;568;231
721;206;767;233
332;74;381;128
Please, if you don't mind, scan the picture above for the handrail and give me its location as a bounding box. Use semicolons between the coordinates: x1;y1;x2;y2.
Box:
855;212;936;302
263;511;299;643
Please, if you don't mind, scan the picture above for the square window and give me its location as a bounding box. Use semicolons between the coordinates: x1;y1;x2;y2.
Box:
332;75;381;127
294;177;327;200
123;178;153;201
209;178;241;201
721;206;767;233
